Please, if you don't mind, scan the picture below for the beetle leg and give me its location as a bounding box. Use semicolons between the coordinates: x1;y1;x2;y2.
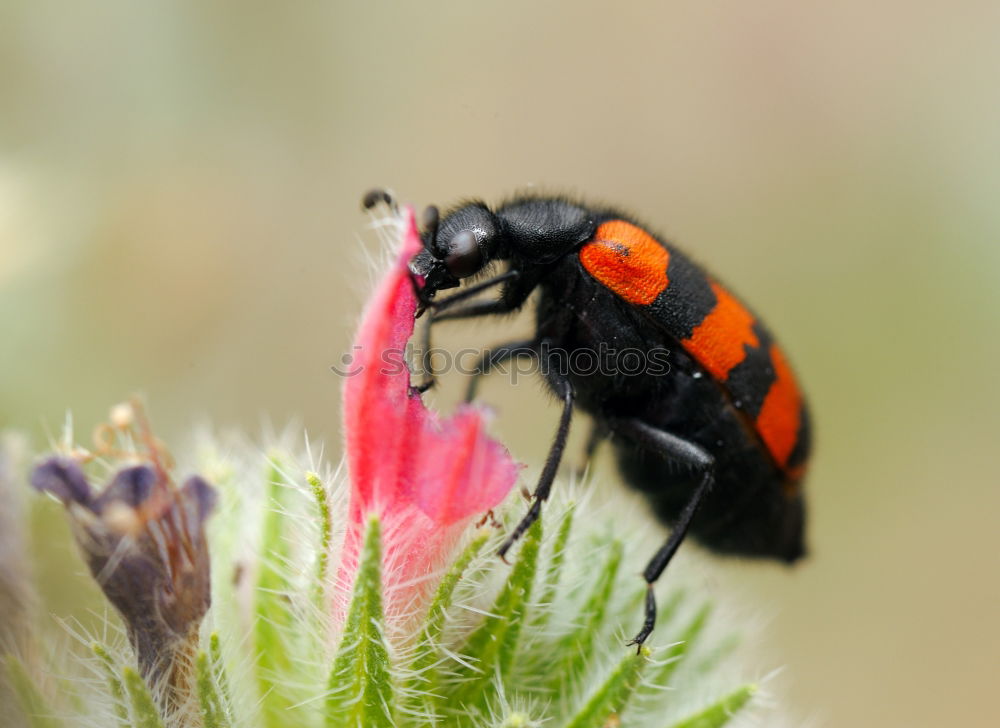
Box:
408;271;434;319
411;309;437;393
430;269;521;314
463;339;538;402
412;272;534;391
498;376;574;561
432;265;543;321
608;417;715;651
412;310;533;393
432;298;521;321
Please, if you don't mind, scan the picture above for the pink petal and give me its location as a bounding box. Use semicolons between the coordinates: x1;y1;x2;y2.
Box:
337;207;520;628
410;404;521;524
341;219;423;511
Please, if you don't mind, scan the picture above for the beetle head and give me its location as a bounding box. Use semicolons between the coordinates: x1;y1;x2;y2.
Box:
409;203;500;300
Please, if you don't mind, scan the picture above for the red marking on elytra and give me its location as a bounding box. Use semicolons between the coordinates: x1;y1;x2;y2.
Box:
755;344;803;469
682;282;759;382
580;220;669;305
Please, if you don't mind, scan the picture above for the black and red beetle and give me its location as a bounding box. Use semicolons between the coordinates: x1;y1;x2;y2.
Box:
363;190;811;647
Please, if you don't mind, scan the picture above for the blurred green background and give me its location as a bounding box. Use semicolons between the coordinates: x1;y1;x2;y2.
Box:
2;2;998;725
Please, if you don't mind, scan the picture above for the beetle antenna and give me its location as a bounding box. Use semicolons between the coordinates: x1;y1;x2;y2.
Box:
421;205;444;259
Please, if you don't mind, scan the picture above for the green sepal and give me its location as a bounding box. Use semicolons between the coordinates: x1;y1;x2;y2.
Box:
208;632;233;722
90;642;129;728
325;517;395;728
404;529;490;718
532;503;575;628
548;538;624;693
653;602;712;687
668;683;757;728
306;470;333;610
450;517;543;713
196;650;230;728
4;654;64;728
254;454;297;726
497;712;536;727
122;667;164;728
563;647;650;728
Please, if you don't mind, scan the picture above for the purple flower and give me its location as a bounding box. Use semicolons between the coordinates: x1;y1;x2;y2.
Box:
31;452;215;713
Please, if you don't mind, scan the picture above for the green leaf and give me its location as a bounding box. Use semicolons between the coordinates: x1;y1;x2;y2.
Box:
306;471;333;611
548;538;623;693
497;712;536;727
404;529;489;718
450;517;543;714
668;684;757;728
622;584;686;636
325;517;395;728
652;602;712;687
532;503;575;628
563;647;649;728
208;632;233;722
91;642;129;728
4;654;63;728
654;589;687;631
254;455;296;726
196;650;230;728
694;633;740;675
122;667;164;728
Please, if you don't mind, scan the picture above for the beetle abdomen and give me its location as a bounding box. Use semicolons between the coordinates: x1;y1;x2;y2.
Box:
579;218;811;480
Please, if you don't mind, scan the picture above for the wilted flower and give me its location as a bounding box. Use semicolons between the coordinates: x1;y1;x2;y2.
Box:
29;409;216;720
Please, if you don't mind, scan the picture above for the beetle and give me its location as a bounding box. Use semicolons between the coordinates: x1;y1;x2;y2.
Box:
362;189;811;647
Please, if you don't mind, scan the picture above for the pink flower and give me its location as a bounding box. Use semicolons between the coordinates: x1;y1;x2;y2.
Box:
337;208;520;628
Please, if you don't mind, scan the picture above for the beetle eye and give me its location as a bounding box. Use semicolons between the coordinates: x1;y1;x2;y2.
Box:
444;230;483;278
